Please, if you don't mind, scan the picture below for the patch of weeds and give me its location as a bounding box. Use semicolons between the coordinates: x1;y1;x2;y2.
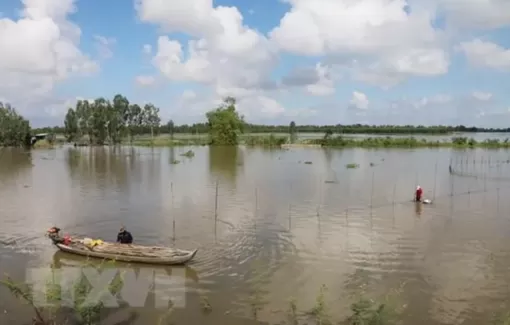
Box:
308;284;331;325
180;150;195;158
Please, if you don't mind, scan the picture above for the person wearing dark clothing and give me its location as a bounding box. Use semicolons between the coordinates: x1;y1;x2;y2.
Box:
117;227;133;244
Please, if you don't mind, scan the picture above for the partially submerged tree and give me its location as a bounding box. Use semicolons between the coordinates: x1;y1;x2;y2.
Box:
167;119;175;139
63;95;161;145
206;97;244;145
0;102;32;147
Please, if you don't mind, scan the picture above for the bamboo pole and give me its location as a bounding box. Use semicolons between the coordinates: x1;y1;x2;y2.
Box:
214;180;219;220
433;161;438;201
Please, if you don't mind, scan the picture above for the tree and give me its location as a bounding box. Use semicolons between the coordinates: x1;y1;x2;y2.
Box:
289;121;296;134
64;108;79;142
206;97;244;145
143;103;161;142
289;121;297;144
0;102;32;147
167;119;175;139
127;104;142;143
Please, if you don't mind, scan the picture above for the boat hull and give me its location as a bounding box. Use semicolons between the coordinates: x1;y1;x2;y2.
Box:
54;243;198;265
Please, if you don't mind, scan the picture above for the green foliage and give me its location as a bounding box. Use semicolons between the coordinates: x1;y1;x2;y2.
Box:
0;102;31;147
308;135;510;148
244;134;287;147
63;95;160;145
167;119;175;139
1;259;124;325
347;298;398;325
180;150;195;157
206;97;245;145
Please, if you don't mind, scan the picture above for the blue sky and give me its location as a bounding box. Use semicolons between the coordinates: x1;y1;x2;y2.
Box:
0;0;509;127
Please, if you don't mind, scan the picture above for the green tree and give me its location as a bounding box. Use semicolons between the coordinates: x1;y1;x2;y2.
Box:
64;108;79;142
206;97;244;145
289;121;297;143
108;94;129;144
167;119;175;139
0;102;32;147
127;103;142;143
90;98;108;145
289;121;296;134
142;103;160;142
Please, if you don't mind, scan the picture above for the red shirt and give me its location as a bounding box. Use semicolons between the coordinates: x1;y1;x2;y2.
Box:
416;188;423;197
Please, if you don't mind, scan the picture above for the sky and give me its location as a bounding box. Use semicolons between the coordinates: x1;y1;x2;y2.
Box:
0;0;509;128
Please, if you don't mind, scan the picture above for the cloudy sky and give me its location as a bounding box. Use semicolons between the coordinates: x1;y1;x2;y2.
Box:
0;0;509;127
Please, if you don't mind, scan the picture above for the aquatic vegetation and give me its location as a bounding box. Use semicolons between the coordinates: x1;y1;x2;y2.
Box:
0;258;124;325
180;150;195;158
346;163;360;169
244;133;288;147
309;284;331;325
307;135;510;148
287;297;299;325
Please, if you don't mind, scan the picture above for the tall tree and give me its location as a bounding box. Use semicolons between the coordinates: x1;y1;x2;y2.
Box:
64;108;79;142
143;103;160;142
127;104;142;143
0;102;31;147
167;119;175;139
289;121;297;144
206;97;244;145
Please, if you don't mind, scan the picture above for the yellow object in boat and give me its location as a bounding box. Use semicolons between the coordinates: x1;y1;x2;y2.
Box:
91;239;103;247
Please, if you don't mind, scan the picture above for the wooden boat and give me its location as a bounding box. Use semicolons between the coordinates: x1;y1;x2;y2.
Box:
46;227;197;265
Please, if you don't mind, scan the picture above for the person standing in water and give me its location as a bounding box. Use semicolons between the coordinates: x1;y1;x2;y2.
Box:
415;185;423;202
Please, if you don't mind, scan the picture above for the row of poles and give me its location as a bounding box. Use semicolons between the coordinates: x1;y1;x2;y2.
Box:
166;159;510;244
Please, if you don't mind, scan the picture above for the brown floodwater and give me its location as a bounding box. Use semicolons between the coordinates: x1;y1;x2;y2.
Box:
2;145;510;325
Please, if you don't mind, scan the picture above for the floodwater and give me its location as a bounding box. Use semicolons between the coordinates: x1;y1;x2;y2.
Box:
2;144;510;324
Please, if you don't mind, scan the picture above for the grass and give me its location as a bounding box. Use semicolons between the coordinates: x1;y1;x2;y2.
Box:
307;136;510;148
1;258;124;325
32;139;55;149
3;276;510;325
180;150;195;158
41;132;510;149
346;163;360;169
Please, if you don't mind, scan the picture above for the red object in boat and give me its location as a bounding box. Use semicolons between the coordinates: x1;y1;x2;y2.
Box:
63;235;71;245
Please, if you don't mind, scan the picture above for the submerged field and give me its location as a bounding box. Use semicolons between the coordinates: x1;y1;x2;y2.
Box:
2;145;510;324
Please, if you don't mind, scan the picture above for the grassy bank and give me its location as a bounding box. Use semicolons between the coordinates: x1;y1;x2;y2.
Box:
131;134;288;147
307;136;510;148
42;133;510;149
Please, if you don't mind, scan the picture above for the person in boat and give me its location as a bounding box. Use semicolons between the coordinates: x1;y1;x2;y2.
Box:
117;227;133;244
47;227;72;245
415;185;423;202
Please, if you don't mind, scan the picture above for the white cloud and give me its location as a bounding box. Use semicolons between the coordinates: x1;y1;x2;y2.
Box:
350;91;369;110
135;75;156;86
306;63;335;96
0;0;98;119
433;0;510;29
458;39;510;71
269;0;449;86
136;0;283;120
281;62;337;96
93;35;116;59
472;91;492;101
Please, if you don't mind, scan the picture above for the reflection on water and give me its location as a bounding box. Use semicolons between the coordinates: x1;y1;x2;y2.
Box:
208;146;243;186
2;146;510;324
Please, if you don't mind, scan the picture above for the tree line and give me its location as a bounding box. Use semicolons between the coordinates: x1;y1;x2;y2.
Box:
35;121;510;136
63;95;161;145
3;94;510;148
